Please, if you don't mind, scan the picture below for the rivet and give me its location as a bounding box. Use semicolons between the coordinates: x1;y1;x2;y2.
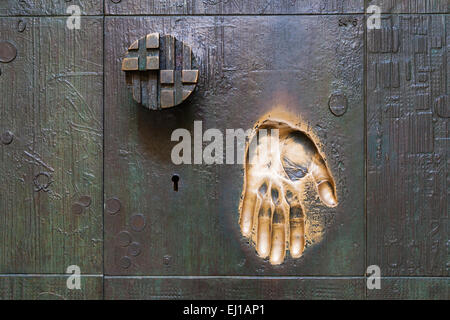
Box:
128;242;141;257
78;195;92;207
72;203;84;215
116;231;132;247
119;256;131;269
17;20;26;33
163;255;172;266
0;41;17;63
130;214;146;232
106;197;121;215
328;93;348;117
1;131;14;145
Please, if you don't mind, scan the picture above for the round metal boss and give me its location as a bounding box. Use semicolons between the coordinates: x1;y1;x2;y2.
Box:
122;33;199;110
0;41;17;63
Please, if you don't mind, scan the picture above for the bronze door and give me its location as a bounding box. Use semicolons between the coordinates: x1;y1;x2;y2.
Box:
0;0;448;299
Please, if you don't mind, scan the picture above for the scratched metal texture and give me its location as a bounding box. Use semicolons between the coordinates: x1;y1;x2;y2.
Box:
103;277;450;299
0;276;103;299
105;0;364;15
0;1;103;16
0;0;449;300
367;277;450;299
104;15;365;276
0;17;103;274
369;1;449;14
104;277;366;299
367;14;449;277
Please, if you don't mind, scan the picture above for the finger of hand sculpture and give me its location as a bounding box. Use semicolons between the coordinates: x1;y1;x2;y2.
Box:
285;190;305;259
239;118;338;265
270;187;288;265
256;189;272;259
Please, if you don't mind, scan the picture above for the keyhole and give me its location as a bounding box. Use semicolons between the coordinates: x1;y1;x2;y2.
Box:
171;174;179;192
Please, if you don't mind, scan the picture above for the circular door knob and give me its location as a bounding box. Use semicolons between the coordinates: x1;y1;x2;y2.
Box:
122;33;199;110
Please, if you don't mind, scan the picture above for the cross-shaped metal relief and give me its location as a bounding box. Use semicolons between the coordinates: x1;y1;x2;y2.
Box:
122;33;199;110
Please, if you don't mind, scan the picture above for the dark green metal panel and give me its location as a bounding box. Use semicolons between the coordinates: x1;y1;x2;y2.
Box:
0;17;103;273
0;0;448;300
367;278;450;300
105;277;365;299
0;276;103;300
367;14;449;276
104;15;364;276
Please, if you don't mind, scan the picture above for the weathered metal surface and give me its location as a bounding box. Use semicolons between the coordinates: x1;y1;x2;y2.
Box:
370;0;448;13
367;278;450;300
0;276;103;300
105;277;365;299
367;15;449;276
105;15;364;276
122;33;199;109
0;1;102;16
0;17;103;273
0;0;448;300
106;0;364;15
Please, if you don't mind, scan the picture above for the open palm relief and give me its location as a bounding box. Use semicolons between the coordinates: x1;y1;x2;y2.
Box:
239;116;338;265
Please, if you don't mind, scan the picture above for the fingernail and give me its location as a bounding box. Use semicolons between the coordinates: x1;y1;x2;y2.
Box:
318;181;338;207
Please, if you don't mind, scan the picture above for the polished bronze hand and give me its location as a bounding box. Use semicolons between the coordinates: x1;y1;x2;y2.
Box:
239;118;337;265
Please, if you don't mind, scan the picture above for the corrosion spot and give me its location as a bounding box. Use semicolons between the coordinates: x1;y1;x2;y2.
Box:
78;195;92;207
72;203;84;215
130;214;146;232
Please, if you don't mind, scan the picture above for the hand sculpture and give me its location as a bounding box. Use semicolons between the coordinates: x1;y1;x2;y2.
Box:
239;118;338;265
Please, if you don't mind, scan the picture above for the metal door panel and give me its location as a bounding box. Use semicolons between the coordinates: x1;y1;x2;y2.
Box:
0;0;447;300
367;14;449;276
105;277;365;299
367;278;450;300
105;15;364;276
0;1;102;16
369;1;448;13
0;276;103;299
105;0;364;15
0;17;103;273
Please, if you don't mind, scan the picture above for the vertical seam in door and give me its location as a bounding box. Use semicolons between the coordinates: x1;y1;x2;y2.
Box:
363;0;368;300
102;0;106;301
